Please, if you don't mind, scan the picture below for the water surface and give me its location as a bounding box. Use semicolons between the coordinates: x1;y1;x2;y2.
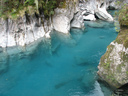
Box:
0;20;117;96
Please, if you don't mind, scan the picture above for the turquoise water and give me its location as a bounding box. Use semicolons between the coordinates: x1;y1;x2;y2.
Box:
0;21;117;96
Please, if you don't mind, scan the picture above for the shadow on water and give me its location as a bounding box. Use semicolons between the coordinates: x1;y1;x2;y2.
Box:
55;81;70;89
112;83;128;96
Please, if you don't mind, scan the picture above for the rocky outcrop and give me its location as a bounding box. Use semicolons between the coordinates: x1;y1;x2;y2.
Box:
0;0;119;48
53;0;82;33
0;0;83;48
98;28;128;88
95;1;114;21
79;0;114;21
71;11;84;28
0;15;50;48
98;4;128;88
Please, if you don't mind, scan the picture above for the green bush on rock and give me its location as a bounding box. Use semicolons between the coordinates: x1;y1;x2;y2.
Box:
119;4;128;27
0;0;66;19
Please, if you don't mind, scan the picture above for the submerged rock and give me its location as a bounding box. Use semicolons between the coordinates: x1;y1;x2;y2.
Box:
85;21;105;28
0;52;9;74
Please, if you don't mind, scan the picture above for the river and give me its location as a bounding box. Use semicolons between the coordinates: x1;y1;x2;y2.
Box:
0;15;118;96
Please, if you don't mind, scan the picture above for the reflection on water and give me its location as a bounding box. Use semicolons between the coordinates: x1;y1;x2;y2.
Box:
0;21;117;96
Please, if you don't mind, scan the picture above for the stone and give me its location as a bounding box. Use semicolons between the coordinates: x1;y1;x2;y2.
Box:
98;28;128;88
83;14;96;21
53;0;80;33
71;12;84;28
95;2;114;21
53;15;70;34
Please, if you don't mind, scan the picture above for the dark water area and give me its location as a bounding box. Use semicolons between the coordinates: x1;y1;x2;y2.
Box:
0;20;118;96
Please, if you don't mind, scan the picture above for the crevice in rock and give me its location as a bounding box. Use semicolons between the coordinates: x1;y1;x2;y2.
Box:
100;3;104;8
94;13;100;19
25;12;31;24
113;84;128;96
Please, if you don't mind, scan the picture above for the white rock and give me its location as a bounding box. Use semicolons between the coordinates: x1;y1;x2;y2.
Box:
71;12;84;28
53;15;70;34
45;31;51;38
95;2;113;21
82;10;87;15
83;14;96;21
7;33;16;47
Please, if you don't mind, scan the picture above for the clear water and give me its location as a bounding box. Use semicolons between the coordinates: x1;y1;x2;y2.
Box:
0;21;117;96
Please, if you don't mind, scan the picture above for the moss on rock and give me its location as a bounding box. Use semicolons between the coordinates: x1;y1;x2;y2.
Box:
119;4;128;27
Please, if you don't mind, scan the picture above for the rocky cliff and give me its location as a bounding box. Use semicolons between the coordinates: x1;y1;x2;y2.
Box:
0;0;81;48
0;0;118;48
98;4;128;88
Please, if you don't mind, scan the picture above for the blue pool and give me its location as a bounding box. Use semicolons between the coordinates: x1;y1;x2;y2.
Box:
0;20;117;96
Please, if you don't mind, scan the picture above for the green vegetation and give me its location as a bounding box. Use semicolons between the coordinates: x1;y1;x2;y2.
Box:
104;62;110;68
114;11;120;32
115;28;128;48
119;4;128;27
0;0;66;19
114;1;128;32
126;71;128;75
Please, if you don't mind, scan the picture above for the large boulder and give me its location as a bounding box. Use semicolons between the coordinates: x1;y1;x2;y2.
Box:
98;28;128;88
95;2;113;21
53;15;70;34
52;0;80;33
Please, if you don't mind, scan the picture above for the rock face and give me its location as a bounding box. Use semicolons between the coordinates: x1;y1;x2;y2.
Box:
79;0;114;21
95;1;114;21
0;16;49;48
109;0;128;10
71;11;84;28
98;4;128;88
53;14;70;34
0;0;81;47
53;0;82;33
0;0;118;48
98;28;128;88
